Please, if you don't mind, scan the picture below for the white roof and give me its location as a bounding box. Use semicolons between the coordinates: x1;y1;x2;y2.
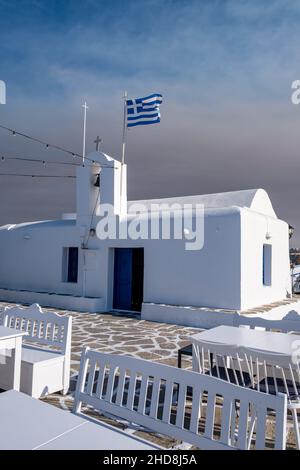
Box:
128;188;277;218
0;188;277;233
0;219;76;232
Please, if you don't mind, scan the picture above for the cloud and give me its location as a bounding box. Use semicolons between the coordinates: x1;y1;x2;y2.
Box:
0;0;300;243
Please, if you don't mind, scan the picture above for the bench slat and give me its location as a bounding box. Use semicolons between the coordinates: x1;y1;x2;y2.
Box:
115;369;126;406
237;400;250;449
189;388;201;433
175;384;186;429
161;380;173;424
149;378;160;419
137;375;149;415
219;396;233;445
86;359;97;395
204;392;216;439
95;363;106;399
105;366;117;402
254;406;267;450
126;373;137;411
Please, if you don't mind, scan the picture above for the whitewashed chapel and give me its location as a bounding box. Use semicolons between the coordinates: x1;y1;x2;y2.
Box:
0;149;292;327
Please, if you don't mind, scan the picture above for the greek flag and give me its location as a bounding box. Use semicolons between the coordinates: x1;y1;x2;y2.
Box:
126;93;163;127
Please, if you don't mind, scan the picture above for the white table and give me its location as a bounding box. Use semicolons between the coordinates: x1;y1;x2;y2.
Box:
0;326;27;391
190;325;298;369
0;390;161;450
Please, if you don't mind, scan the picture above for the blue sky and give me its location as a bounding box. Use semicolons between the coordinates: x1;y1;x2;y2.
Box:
1;0;300;243
1;0;299;102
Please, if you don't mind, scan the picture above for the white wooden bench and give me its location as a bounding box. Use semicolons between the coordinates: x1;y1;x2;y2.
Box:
0;303;72;398
73;347;287;450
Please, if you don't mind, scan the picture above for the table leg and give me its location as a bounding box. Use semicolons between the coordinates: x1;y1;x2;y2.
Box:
11;337;22;391
178;351;182;368
192;345;200;372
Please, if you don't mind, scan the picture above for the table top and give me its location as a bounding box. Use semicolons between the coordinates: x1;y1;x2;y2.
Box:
36;421;157;450
0;325;27;340
190;325;298;358
0;390;160;450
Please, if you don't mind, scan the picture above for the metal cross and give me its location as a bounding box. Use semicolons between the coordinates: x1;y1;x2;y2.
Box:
94;136;103;151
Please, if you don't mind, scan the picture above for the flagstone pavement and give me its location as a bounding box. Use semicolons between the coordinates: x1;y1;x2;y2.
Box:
0;302;202;448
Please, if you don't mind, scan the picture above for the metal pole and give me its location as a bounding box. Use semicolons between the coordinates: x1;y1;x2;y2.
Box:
121;91;127;165
120;91;127;207
82;101;88;164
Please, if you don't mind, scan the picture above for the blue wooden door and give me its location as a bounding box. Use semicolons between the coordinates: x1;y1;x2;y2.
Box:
113;248;133;310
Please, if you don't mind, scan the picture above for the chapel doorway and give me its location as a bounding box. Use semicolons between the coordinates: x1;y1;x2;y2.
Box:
113;248;144;312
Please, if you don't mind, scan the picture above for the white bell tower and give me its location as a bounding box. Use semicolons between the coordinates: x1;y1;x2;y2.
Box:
76;149;127;241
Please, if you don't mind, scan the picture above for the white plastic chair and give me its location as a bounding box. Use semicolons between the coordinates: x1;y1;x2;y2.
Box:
242;347;300;449
192;341;252;388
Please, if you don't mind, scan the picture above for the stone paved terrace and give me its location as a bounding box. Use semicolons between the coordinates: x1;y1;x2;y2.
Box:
0;301;297;449
0;301;201;371
0;302;201;448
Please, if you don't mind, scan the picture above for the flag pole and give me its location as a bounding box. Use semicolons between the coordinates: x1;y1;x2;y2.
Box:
120;91;127;209
82;101;88;164
121;91;127;165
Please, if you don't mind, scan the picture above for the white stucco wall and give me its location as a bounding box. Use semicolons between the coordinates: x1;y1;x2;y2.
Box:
140;207;241;310
83;207;242;310
240;208;291;310
0;205;291;313
0;168;291;317
0;221;84;296
0;207;242;310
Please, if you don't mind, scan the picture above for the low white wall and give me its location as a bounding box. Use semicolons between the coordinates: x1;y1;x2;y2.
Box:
142;302;237;329
142;300;300;330
0;288;105;313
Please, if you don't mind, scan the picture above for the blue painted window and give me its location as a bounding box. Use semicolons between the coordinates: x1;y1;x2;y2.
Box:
62;247;78;283
263;244;272;286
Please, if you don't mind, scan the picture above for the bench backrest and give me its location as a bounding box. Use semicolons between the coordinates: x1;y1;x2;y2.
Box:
74;348;287;450
2;303;72;355
237;316;300;334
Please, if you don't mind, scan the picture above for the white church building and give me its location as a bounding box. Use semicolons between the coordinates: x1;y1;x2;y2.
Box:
0;149;293;328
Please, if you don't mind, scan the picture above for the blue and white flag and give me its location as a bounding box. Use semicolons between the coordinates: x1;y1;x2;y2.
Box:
126;93;163;128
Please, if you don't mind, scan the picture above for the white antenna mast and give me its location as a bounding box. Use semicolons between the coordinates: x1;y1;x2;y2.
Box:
82;101;88;164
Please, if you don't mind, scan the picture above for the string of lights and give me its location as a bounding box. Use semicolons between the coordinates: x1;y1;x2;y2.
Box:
0;173;75;178
0;124;116;168
0;123;82;158
0;155;114;168
0;156;79;166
